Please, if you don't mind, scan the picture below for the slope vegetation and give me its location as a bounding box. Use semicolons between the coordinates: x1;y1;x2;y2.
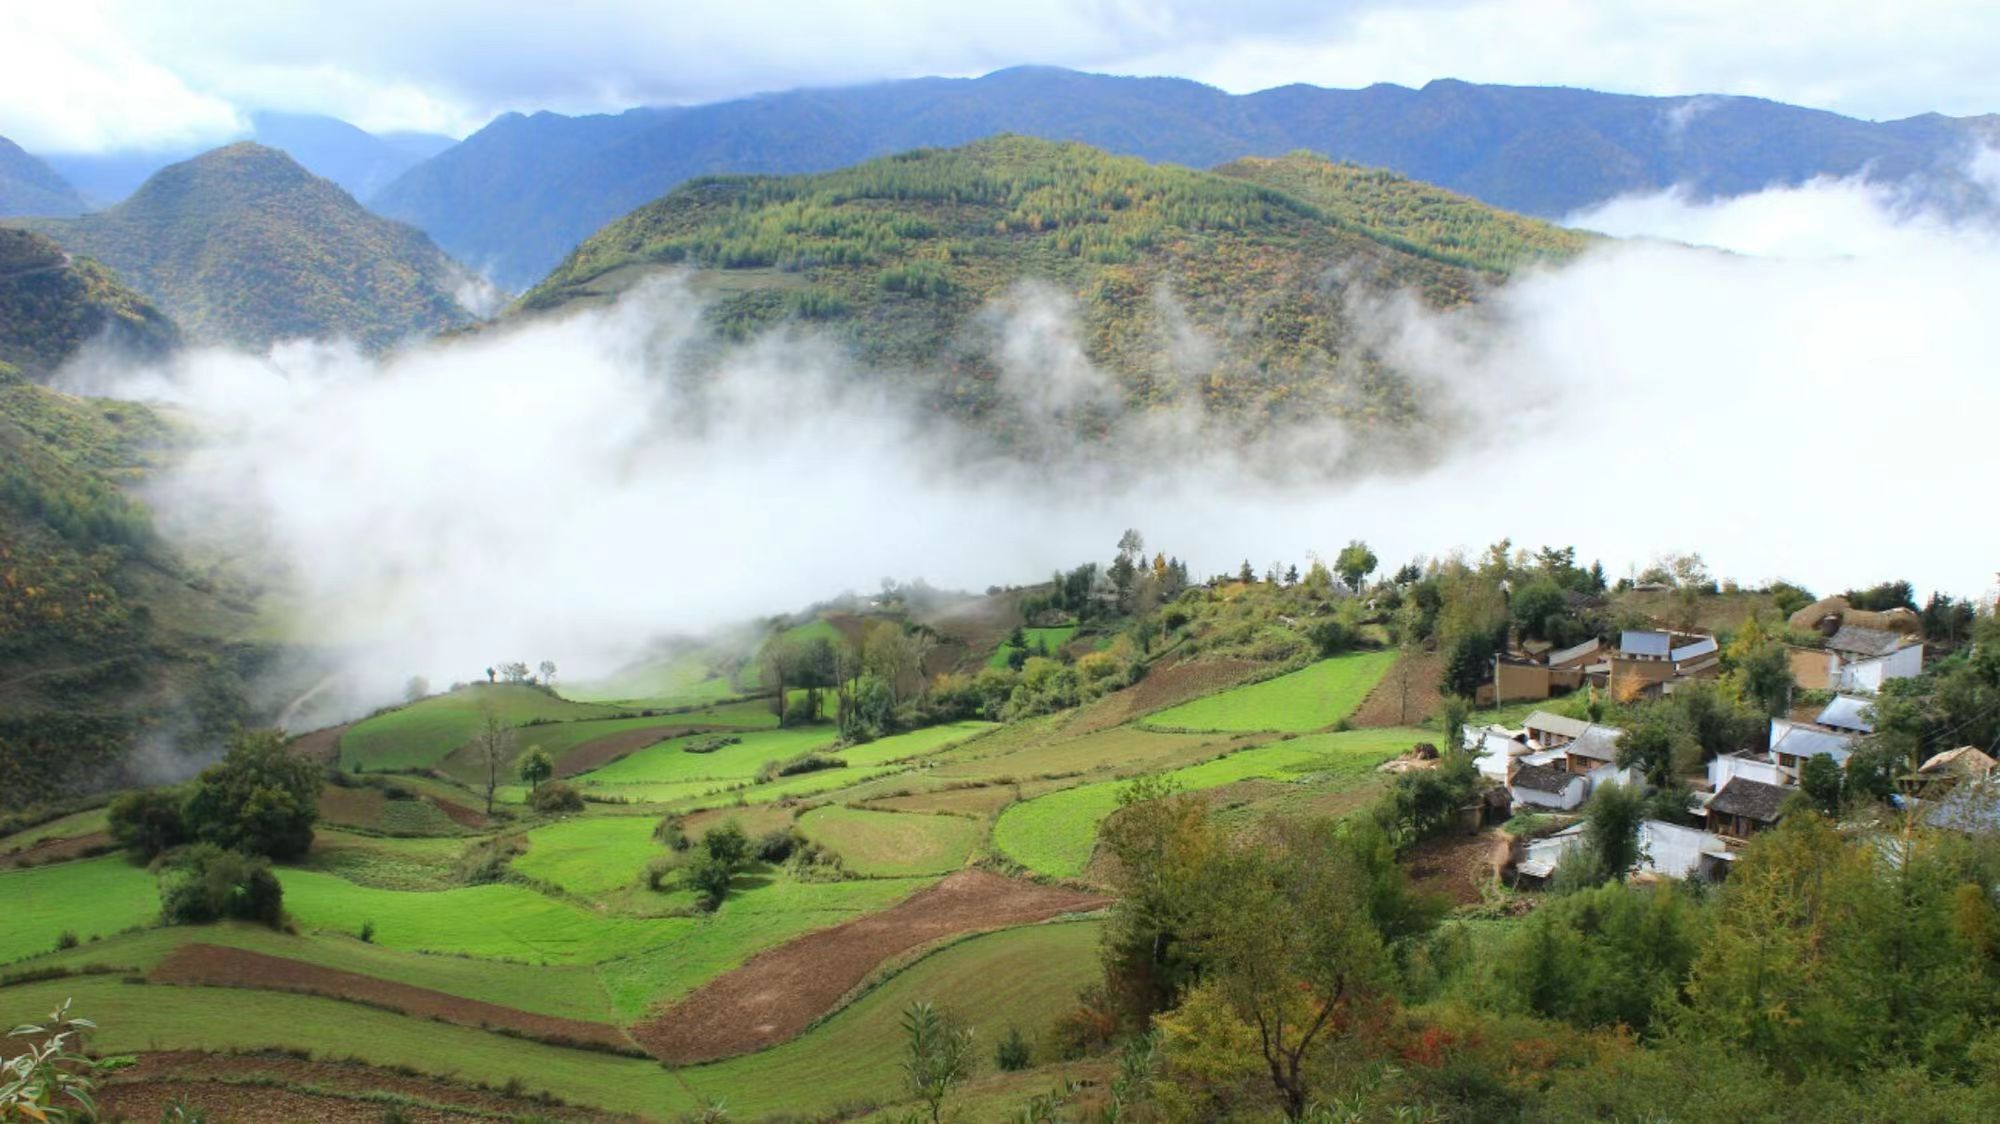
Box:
22;143;473;350
0;135;86;217
0;228;179;376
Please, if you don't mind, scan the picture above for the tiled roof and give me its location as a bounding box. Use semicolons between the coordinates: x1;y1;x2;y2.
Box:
1827;625;1911;657
1708;778;1791;823
1511;762;1579;795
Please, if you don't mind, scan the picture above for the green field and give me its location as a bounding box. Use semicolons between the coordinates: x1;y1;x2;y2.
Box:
987;625;1079;668
1142;649;1397;732
512;814;663;896
0;806;110;853
566;649;748;706
797;806;981;876
576;725;840;788
932;725;1223;781
339;685;626;770
992;726;1425;877
0;854;159;964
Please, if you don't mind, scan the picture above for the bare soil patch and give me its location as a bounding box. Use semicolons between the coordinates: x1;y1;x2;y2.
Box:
99;1051;622;1123
287;722;351;765
632;869;1107;1063
554;724;723;778
1067;658;1263;735
1349;648;1444;730
0;830;112;869
1401;828;1502;907
426;793;488;829
316;784;386;828
150;944;633;1053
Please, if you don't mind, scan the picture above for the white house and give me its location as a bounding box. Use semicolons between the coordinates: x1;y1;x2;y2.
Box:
1638;820;1734;880
1769;719;1855;771
1815;695;1877;734
1708;751;1792;791
1819;625;1923;694
1511;762;1588;810
1466;724;1528;782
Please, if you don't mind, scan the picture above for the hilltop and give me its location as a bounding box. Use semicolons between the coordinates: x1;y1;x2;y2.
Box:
0;135;86;217
19;143;475;350
0;228;180;376
519;137;1585;433
377;67;1981;287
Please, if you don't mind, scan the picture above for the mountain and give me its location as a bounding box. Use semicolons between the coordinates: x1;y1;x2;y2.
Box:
21;143;475;350
40;114;457;207
0;135;86;217
519;137;1587;436
0;228;179;375
378;67;1988;289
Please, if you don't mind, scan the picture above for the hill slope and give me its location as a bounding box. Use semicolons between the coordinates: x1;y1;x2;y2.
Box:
378;67;1983;288
22;144;474;350
0;135;86;217
519;138;1584;434
0;228;180;376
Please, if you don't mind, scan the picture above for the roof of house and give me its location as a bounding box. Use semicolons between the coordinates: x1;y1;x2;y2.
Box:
1524;711;1591;740
1770;723;1855;762
1926;779;2000;833
1546;637;1602;667
1621;630;1672;657
1815;695;1876;734
1671;636;1719;663
1566;725;1625;762
1920;746;1997;777
1708;778;1793;823
1511;762;1581;795
1827;625;1913;658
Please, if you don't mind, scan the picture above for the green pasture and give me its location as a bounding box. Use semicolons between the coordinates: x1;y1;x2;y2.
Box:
0;855;159;964
797;806;980;876
577;725;839;788
339;685;626;771
1142;649;1396;733
986;625;1078;669
513;814;663;897
0;806;110;853
566;649;748;706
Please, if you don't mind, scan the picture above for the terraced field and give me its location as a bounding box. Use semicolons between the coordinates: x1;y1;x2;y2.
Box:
338;685;628;771
1142;649;1398;732
797;805;981;876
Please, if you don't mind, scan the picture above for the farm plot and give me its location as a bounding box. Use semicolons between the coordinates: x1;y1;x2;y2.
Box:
986;625;1078;668
512;814;663;896
338;685;625;771
632;870;1106;1063
1141;649;1396;733
796;806;980;876
0;854;159;964
567;649;748;706
931;725;1240;782
992;726;1426;877
574;725;838;791
301;830;466;891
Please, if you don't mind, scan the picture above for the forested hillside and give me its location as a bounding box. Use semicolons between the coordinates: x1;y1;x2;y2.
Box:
0;135;86;217
520;137;1584;436
378;67;1985;287
19;144;475;351
0;229;180;376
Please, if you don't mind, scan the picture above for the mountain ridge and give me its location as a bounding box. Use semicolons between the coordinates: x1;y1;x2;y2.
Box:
0;135;87;217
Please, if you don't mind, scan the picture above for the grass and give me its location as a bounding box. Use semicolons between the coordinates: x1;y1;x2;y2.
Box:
932;726;1227;781
986;625;1078;669
0;806;110;853
512;814;663;897
992;726;1427;877
565;649;748;706
840;721;997;767
338;685;626;771
0;855;158;964
299;830;467;891
796;806;981;876
0;919;1102;1118
577;725;840;788
1142;649;1397;733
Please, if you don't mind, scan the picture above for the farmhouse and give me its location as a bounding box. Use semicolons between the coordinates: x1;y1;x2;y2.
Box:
1815;695;1877;734
1790;625;1923;694
1512;819;1732;884
1706;777;1792;838
1510;762;1588;810
1919;745;1996;787
1562;725;1624;775
1707;749;1792;791
1768;719;1855;771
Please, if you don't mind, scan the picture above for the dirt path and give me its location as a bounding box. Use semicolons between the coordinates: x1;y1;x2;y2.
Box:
150;944;634;1052
631;870;1107;1063
1;831;112;869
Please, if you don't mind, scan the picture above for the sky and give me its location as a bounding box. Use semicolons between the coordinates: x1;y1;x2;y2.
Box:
3;0;1996;153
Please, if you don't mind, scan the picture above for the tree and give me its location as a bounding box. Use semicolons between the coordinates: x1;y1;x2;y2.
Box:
1509;578;1568;641
901;1001;975;1124
1800;754;1843;814
159;843;284;927
403;675;429;702
537;660;557;687
702;820;751;868
472;703;515;816
1555;781;1646;891
180;729;319;861
498;661;531;684
1335;540;1377;591
107;787;188;860
1237;559;1255;584
1726;617;1794;718
518;745;553;793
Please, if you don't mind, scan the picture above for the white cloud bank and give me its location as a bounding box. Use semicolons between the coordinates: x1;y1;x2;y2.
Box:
68;163;2000;720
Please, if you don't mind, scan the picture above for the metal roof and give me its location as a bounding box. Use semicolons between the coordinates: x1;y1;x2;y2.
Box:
1567;725;1625;762
1827;625;1911;657
1546;637;1602;667
1770;723;1855;763
1670;636;1718;663
1524;710;1591;739
1815;695;1876;733
1621;630;1672;657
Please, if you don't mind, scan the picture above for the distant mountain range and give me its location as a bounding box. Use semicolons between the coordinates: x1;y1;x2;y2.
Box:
376;67;2000;289
17;143;475;351
0;136;87;217
38;112;456;208
519;136;1588;446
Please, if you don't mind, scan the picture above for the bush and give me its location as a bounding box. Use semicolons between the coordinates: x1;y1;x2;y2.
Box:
687;851;736;910
995;1025;1033;1071
159;844;284;927
181;729;320;860
759;753;845;782
645;855;677;892
529;781;584;813
654;817;690;850
781;696;819;727
54;930;78;952
107;787;188;860
359;919;375;943
755;828;802;864
702;821;750;867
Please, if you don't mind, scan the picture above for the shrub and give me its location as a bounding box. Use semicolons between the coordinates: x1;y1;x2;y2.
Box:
107;787;188;860
755;828;802;864
645;855;677;892
456;835;523;885
529;781;584;813
159;844;284;927
181;729;320;861
359;919;375;944
702;821;750;866
687;851;736;910
54;931;78;952
654;817;690;850
995;1025;1033;1071
759;753;845;782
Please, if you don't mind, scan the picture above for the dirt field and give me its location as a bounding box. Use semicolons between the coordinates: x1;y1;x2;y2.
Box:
553;724;722;777
99;1051;622;1123
0;830;112;869
1064;658;1263;735
631;870;1107;1063
287;722;351;765
1401;827;1503;906
1348;648;1444;730
150;944;634;1052
426;793;488;829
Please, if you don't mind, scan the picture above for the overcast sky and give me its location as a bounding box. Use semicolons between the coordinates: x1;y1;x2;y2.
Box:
2;1;1995;154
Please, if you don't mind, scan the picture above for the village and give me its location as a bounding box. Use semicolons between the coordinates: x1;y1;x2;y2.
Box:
1458;593;1991;887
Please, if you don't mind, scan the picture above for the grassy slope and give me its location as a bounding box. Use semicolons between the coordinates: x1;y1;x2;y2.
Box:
0;854;159;964
512;814;661;897
796;806;981;876
337;685;626;771
993;726;1427;877
1143;649;1398;732
986;625;1079;669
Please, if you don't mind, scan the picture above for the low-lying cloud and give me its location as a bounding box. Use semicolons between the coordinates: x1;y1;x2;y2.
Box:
67;162;2000;724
